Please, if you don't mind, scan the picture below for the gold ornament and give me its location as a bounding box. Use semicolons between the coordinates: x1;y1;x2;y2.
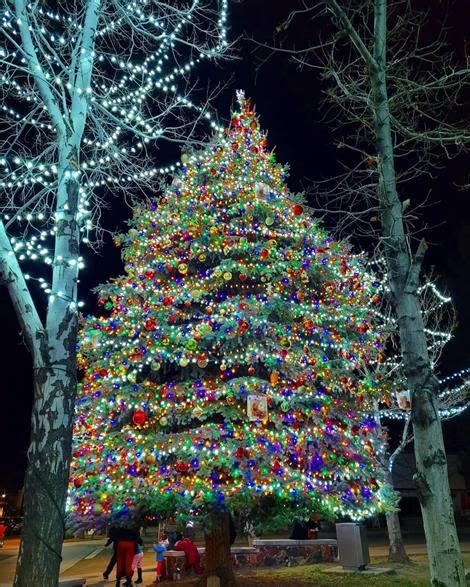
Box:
280;337;291;348
192;406;204;419
144;453;156;466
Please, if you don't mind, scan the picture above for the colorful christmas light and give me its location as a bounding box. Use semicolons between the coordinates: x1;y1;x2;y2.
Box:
68;92;392;530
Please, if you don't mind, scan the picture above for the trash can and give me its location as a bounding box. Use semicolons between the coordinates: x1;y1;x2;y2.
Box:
335;523;370;570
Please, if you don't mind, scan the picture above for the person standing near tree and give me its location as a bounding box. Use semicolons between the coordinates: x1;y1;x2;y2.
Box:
115;527;139;587
103;525;121;580
174;534;204;575
306;514;321;539
152;536;167;582
131;537;144;584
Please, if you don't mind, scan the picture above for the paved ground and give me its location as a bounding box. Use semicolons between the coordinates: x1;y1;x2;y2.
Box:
0;538;108;587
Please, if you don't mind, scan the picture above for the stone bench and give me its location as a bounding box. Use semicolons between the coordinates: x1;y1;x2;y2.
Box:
58;578;86;587
252;538;338;567
198;540;337;569
198;546;257;568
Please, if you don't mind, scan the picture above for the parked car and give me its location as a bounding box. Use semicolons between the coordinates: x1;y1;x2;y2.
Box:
5;517;23;534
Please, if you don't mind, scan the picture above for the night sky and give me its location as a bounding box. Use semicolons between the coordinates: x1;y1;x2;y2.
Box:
1;0;470;490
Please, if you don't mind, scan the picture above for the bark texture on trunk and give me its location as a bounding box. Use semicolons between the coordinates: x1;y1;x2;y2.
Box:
370;1;465;584
385;511;409;563
15;359;77;587
204;511;235;587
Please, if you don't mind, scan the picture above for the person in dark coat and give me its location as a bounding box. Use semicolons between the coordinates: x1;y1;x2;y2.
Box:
167;530;183;549
289;515;320;540
103;526;120;580
289;519;309;540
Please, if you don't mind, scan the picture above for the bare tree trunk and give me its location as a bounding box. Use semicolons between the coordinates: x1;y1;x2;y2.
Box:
15;357;77;586
385;510;409;563
369;0;465;583
384;438;410;563
204;511;235;587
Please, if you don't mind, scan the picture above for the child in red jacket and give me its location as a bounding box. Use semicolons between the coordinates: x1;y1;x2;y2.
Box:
174;535;204;574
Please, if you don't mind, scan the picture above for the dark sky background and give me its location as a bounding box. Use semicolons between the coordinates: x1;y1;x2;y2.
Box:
1;0;470;490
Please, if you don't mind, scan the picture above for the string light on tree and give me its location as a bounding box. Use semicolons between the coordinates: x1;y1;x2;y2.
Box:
69;93;394;530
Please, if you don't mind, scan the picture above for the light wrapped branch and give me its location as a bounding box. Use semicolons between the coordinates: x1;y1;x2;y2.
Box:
1;0;229;257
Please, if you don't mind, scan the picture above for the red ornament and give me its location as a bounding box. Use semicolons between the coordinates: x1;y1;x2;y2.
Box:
98;369;108;378
73;477;84;488
238;320;249;333
291;204;304;216
260;248;269;259
357;323;369;334
145;270;156;280
145;319;157;331
129;349;143;361
162;296;174;307
239;274;248;282
235;447;248;459
132;410;147;426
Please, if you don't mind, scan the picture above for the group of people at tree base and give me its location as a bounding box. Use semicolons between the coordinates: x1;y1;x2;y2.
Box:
103;526;203;585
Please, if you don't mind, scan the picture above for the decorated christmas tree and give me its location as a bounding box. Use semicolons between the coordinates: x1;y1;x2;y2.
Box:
68;92;391;536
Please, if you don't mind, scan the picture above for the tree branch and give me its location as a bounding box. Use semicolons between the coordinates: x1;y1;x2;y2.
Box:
14;0;65;136
0;220;44;356
405;238;428;293
324;0;378;72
